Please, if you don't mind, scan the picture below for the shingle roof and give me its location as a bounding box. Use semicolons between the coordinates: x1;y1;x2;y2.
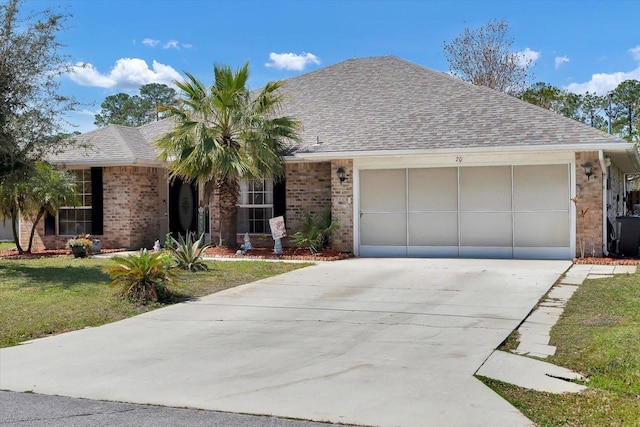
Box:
50;122;170;166
53;56;633;166
280;56;628;154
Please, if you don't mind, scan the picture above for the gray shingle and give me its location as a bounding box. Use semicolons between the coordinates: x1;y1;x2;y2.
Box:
50;123;168;166
279;56;627;154
53;56;630;166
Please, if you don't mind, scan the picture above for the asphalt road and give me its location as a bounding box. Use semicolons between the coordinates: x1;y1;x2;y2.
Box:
0;391;361;427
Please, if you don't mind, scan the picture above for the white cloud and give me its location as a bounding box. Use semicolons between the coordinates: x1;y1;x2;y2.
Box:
68;58;181;90
142;38;159;47
516;48;540;67
555;55;570;69
566;67;640;95
565;45;640;95
164;40;179;49
265;52;321;71
182;43;193;49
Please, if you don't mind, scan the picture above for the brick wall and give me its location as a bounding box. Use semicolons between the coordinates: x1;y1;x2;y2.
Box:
208;162;350;250
285;162;332;238
575;152;604;257
330;160;354;252
20;166;162;251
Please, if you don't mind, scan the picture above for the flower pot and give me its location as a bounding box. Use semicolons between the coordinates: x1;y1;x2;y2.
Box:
71;246;87;258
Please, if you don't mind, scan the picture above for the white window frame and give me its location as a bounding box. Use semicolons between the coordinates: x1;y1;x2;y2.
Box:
58;169;92;236
237;178;274;234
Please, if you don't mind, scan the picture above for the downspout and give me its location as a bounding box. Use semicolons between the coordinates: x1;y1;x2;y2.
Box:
599;150;609;256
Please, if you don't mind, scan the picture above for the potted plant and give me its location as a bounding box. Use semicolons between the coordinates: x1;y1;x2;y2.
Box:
66;236;93;258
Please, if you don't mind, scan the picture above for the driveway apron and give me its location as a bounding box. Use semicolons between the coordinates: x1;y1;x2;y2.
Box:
0;258;570;427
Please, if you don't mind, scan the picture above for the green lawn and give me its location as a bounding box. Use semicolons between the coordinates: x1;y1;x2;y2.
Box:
0;241;15;251
482;271;640;426
0;256;310;347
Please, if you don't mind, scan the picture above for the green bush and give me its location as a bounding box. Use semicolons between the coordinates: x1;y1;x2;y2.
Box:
291;208;339;253
169;233;211;271
103;249;177;303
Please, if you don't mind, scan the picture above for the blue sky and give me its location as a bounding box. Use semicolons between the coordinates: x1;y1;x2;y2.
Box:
37;0;640;133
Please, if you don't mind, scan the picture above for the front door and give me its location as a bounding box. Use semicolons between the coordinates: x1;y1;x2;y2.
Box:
169;178;198;237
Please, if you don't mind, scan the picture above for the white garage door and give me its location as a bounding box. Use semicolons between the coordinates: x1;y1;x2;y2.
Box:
359;165;571;259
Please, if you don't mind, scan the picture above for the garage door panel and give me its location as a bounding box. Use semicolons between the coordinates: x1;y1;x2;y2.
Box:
358;164;571;259
514;212;570;247
360;169;406;211
408;212;458;246
460;212;513;247
408;168;457;211
513;165;569;211
360;213;407;246
460;167;512;211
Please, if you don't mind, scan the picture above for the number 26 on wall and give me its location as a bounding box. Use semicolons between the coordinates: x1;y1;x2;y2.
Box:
455;156;462;163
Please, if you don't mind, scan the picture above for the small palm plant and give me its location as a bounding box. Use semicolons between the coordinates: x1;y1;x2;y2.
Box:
291;208;339;253
104;249;176;303
169;232;211;271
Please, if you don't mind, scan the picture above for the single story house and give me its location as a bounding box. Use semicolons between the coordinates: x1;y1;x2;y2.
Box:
21;56;640;259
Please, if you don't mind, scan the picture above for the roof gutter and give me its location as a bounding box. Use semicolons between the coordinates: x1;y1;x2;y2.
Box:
286;142;637;161
51;159;165;168
599;150;609;257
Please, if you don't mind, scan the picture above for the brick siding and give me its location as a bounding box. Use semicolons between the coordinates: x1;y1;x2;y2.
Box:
20;166;162;251
575;152;604;257
330;160;354;252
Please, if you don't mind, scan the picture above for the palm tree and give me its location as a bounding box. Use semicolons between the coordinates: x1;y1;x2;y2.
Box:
0;162;77;253
156;62;300;248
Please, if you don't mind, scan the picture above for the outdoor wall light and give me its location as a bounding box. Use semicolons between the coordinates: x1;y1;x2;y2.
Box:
582;162;594;180
336;167;347;182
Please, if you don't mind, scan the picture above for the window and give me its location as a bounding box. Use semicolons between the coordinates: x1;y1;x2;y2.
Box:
237;179;273;234
58;169;92;235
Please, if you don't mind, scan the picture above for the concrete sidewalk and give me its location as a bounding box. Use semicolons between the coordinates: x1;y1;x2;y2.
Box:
0;258;571;427
478;263;636;393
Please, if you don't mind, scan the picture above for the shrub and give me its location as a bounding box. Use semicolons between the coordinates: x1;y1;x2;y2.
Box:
65;235;93;250
291;208;339;253
104;249;177;303
169;232;211;271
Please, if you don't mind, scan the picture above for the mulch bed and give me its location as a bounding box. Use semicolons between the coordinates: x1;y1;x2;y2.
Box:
202;246;353;261
0;246;353;262
572;257;640;265
0;248;126;260
1;246;636;264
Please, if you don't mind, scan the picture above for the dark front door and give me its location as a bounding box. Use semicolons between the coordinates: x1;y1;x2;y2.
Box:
169;178;198;237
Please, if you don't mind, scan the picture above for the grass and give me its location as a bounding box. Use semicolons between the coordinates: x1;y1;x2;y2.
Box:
0;256;310;348
482;272;640;426
0;241;15;252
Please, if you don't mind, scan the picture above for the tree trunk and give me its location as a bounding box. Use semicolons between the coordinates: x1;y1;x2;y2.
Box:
217;176;239;249
26;208;45;253
10;206;23;254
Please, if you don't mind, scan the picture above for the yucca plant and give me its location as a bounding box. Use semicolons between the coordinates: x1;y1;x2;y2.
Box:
104;249;176;303
169;232;211;271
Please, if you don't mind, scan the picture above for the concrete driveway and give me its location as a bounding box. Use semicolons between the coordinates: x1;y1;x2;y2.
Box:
0;258;570;427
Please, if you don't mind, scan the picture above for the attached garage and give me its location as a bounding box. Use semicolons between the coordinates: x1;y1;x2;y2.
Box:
358;164;571;259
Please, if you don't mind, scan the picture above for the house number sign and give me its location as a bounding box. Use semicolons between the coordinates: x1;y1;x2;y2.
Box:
455;156;463;163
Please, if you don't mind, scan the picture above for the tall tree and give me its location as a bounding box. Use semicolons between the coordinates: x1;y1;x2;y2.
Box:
155;63;300;248
140;83;177;122
0;0;75;184
611;79;640;142
520;82;563;111
581;92;608;130
94;83;176;127
443;18;533;94
520;84;610;131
